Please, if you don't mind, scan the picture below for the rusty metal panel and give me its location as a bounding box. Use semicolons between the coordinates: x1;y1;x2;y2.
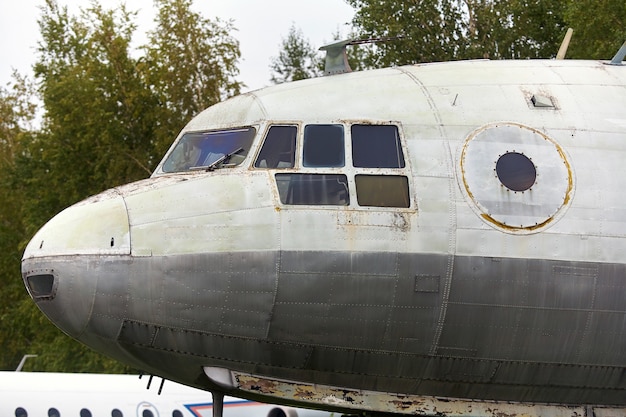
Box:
207;368;603;417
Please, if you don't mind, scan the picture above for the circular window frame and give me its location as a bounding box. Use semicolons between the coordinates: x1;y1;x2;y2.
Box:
459;122;574;233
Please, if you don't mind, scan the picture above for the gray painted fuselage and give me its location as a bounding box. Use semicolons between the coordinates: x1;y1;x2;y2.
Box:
22;60;626;413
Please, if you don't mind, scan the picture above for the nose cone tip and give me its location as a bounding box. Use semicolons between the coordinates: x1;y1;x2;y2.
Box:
21;191;131;338
22;191;131;261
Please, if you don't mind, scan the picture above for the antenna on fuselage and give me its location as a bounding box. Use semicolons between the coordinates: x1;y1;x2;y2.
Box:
319;39;353;75
15;354;38;371
556;28;574;59
319;36;404;75
609;40;626;65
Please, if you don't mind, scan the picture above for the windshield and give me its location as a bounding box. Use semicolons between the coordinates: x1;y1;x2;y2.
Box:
162;127;256;173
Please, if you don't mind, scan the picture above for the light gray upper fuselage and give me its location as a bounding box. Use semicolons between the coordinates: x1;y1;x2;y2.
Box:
21;60;626;413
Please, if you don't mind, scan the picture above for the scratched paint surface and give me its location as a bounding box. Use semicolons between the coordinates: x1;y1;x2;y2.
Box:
22;59;626;414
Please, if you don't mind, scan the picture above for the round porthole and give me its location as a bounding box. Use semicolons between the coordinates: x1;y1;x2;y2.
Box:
459;122;573;232
138;402;157;417
495;152;536;192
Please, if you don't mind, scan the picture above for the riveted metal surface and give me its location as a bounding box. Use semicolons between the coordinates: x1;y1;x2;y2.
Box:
21;59;626;415
459;122;574;233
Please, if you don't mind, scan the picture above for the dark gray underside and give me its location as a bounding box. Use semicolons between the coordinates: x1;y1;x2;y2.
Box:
24;250;626;406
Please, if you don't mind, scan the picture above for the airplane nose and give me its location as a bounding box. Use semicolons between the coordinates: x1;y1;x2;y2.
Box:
21;189;130;338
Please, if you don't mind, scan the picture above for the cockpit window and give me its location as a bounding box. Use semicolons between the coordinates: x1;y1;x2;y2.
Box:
162;127;256;172
275;173;349;205
303;124;344;167
355;175;410;207
254;125;297;168
352;124;405;168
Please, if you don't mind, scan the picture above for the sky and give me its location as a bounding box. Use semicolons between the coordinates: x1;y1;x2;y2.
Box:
0;0;355;92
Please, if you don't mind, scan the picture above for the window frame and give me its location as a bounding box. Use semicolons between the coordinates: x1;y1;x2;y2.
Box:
156;125;258;175
351;124;406;169
253;124;299;169
302;124;345;168
347;121;413;210
275;173;350;206
354;174;410;208
267;121;414;211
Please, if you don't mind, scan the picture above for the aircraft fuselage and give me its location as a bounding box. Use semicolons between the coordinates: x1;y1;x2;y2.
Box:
22;60;626;414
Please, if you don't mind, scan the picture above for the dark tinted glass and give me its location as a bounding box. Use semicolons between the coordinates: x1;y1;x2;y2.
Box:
352;125;405;168
26;274;55;298
254;125;297;168
275;174;349;205
496;152;536;191
80;409;92;417
355;175;410;207
15;407;27;417
111;409;123;417
303;125;344;167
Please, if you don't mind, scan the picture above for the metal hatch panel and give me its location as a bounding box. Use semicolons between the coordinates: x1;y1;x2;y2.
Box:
458;122;574;234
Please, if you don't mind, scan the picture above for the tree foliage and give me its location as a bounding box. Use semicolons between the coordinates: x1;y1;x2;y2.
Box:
463;0;567;60
347;0;465;67
0;74;38;371
346;0;571;67
346;0;625;67
270;24;322;84
0;0;242;372
144;0;242;152
564;0;626;59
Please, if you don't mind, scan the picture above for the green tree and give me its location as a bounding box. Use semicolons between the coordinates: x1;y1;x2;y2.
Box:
5;0;154;372
31;0;158;219
144;0;242;154
270;24;322;84
460;0;566;59
564;0;626;59
346;0;466;67
0;74;38;370
0;73;36;168
346;0;568;66
0;0;244;372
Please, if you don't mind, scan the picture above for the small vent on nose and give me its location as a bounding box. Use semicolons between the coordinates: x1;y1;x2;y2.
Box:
26;274;56;300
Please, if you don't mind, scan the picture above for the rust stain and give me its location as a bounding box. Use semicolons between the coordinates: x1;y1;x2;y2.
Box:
237;375;279;394
464;122;574;234
487;408;520;417
391;399;425;410
294;387;316;399
233;370;589;416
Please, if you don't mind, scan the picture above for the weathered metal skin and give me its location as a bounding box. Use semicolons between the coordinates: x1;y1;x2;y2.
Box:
22;60;626;415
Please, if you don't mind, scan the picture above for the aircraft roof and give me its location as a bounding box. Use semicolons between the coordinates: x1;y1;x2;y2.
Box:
182;59;625;132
